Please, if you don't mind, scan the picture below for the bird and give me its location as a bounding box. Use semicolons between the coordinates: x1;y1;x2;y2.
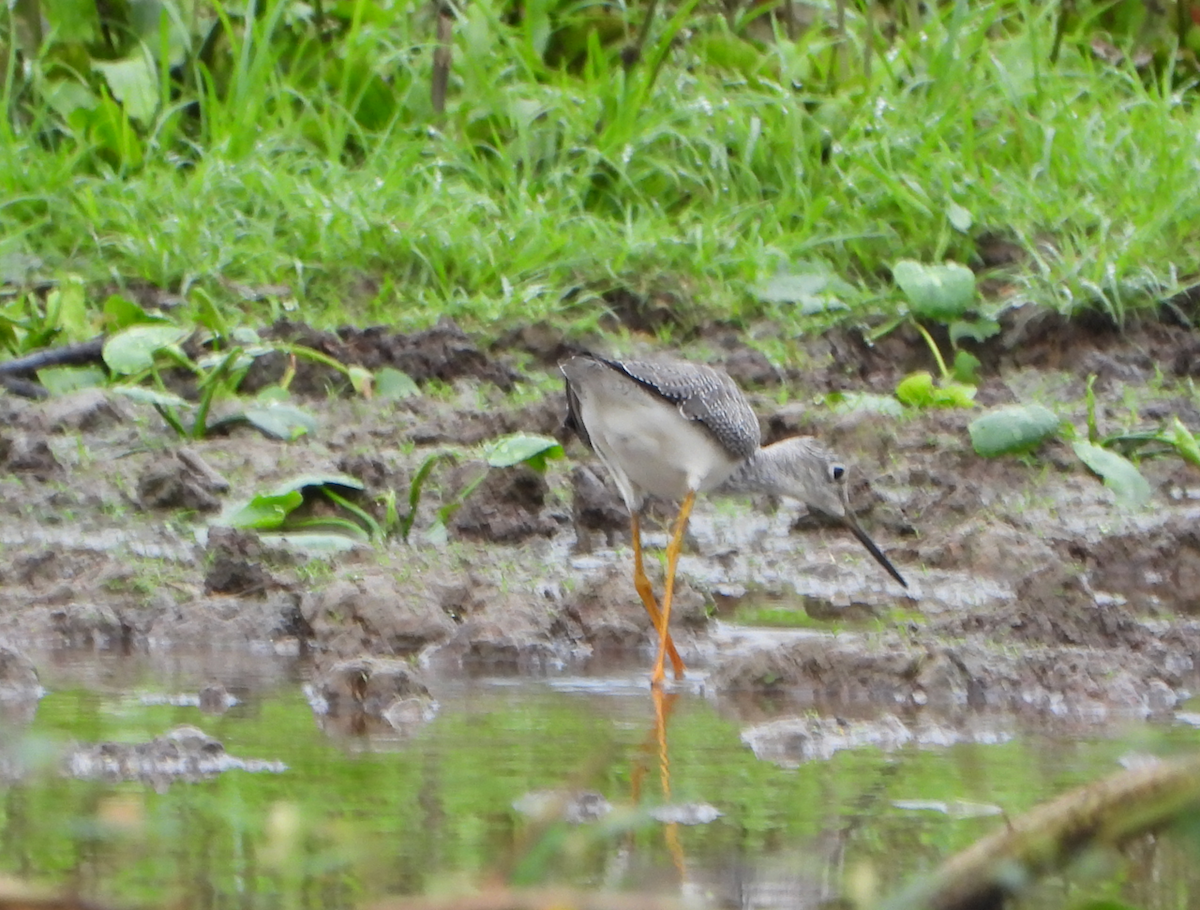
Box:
561;352;908;686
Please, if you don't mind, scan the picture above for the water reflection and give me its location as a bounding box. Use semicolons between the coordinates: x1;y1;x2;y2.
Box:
2;652;1200;910
631;689;685;879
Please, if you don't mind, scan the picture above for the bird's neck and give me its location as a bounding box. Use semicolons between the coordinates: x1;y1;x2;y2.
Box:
717;444;788;497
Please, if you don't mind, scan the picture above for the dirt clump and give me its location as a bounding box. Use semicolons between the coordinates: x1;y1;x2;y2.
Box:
308;657;435;733
203;527;275;596
437;615;563;673
144;591;305;650
252;316;521;396
301;570;457;659
569;465;627;551
1067;510;1200;615
138;449;229;513
710;635;1182;721
0;432;62;479
21;388;128;433
65;725;284;788
553;564;707;659
52;602;131;650
0;647;41;701
448;463;561;543
336;453;394;492
933;564;1152;650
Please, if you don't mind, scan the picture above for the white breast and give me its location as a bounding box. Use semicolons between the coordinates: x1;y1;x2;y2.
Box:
578;381;741;509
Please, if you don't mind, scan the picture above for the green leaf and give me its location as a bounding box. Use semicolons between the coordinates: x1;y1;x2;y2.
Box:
827;391;906;418
103;294;164;329
694;32;768;76
754;272;828;303
751;263;853;314
402;452;444;542
375;367;420;400
47;277;92;343
242;405;318;441
969;405;1061;456
37;366;106;395
893;260;976;322
896;372;976;409
379;490;400;536
484;433;564;472
946;202;973;232
111;385;191;408
895;372;936;407
948;317;1001;346
1072;441;1152;508
92;55;158;125
255;385;292;404
103;324;188;374
935;382;977;408
270;473;365;497
952;349;982;384
1168;417;1200;467
524;0;552;56
348;366;373;397
196;350;257;372
43;78;99;120
221;491;305;530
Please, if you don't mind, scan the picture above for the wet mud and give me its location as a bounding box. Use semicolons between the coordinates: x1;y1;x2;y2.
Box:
2;310;1200;748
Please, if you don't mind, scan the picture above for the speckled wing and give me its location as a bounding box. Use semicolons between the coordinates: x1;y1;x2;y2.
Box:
604;357;761;461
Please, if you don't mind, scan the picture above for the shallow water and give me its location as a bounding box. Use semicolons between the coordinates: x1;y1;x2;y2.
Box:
4;650;1200;910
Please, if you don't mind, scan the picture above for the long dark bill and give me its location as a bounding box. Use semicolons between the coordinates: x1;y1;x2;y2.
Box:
843;511;908;589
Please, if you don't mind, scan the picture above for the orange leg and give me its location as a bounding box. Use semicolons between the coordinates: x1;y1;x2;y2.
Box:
651;491;697;687
631;513;685;681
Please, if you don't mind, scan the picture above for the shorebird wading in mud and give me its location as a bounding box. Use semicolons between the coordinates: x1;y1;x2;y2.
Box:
561;353;908;686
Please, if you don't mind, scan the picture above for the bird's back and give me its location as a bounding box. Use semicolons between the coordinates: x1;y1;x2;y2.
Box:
564;355;760;462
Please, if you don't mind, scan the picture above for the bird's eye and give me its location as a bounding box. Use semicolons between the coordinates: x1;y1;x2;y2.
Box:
830;463;845;482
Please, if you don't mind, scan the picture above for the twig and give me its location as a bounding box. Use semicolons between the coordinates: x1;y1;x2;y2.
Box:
624;0;662;70
432;1;454;116
882;755;1200;910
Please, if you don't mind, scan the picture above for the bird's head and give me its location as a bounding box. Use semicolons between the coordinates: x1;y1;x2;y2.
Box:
756;437;908;589
753;437;849;516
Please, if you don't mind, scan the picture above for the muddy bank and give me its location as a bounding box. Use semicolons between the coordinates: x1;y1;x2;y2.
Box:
1;312;1199;732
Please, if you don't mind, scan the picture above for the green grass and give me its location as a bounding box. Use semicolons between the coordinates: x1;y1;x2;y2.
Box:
3;0;1199;338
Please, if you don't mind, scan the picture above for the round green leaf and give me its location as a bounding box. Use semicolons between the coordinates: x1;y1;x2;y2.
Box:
103;324;189;374
243;405;318;441
969;405;1061;457
112;385;191;408
376;367;420;400
946;202;973;232
1169;417;1200;467
348;366;373;397
896;371;936;407
484;433;564;471
1072;441;1152;508
828;391;905;418
893;260;976;322
220;491;305;530
92;56;158;125
38;366;107;396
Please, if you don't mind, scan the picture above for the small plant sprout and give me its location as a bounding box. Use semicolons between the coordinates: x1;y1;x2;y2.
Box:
889;259;998;410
